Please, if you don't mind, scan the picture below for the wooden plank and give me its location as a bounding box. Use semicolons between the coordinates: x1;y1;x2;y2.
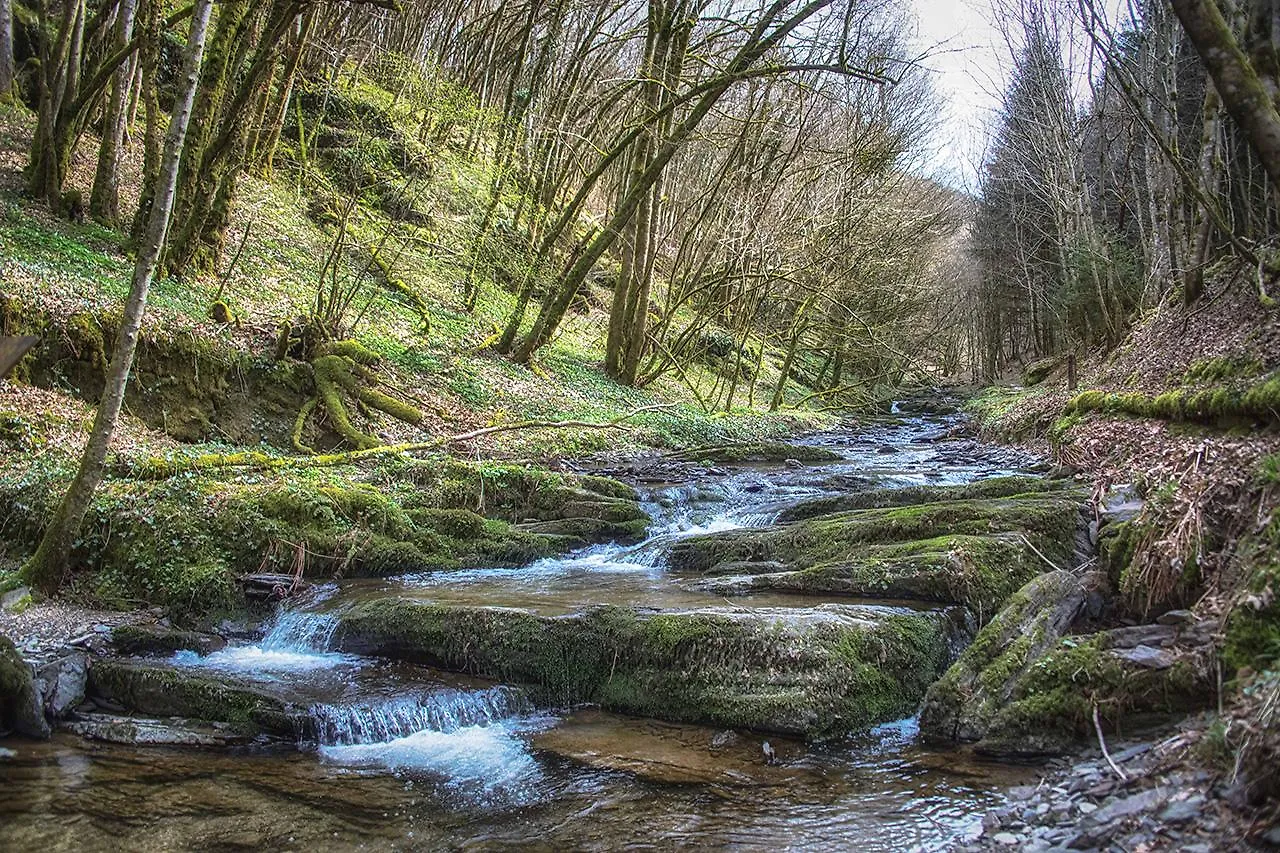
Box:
0;336;39;380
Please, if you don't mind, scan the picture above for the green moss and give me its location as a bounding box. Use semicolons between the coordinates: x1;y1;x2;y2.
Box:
1066;372;1280;426
316;339;381;364
676;493;1082;601
88;660;301;736
1184;356;1262;384
334;599;951;738
1223;519;1280;673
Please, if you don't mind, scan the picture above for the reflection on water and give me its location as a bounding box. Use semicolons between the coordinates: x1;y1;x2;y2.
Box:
0;413;1045;850
0;716;1036;851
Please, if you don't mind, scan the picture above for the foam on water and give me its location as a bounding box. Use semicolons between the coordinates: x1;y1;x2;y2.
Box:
311;686;530;745
172;645;361;673
319;717;554;807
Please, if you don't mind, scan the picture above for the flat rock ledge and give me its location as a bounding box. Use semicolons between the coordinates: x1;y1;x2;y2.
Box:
331;599;961;739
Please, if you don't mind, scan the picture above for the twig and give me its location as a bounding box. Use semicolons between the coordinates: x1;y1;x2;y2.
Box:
1094;704;1129;781
1020;533;1066;573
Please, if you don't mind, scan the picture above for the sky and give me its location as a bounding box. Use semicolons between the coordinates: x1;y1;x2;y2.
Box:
908;0;1008;191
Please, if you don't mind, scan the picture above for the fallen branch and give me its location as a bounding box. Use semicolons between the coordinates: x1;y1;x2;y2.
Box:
120;404;678;479
1094;704;1129;781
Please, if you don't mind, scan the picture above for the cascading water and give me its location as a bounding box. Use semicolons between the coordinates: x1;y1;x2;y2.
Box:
4;409;1056;849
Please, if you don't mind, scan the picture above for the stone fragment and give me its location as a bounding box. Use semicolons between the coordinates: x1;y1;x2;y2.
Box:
1088;789;1163;823
1;586;31;612
1110;644;1174;670
35;653;87;719
1156;609;1195;626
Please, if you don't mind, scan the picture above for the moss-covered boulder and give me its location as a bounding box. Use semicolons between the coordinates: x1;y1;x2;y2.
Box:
668;489;1083;615
0;634;49;738
87;659;309;738
690;533;1044;618
665;442;842;465
918;570;1091;751
0;452;648;615
919;571;1214;756
111;625;227;657
332;599;956;739
777;476;1075;523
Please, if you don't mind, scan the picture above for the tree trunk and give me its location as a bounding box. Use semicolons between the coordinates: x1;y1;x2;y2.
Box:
0;0;14;99
22;0;214;592
1169;0;1280;196
89;0;139;225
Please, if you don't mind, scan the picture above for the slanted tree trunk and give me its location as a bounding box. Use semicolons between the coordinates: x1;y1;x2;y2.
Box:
1169;0;1280;196
22;0;214;592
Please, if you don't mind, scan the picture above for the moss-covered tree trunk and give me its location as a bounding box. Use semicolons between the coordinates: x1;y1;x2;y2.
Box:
23;0;214;592
1169;0;1280;197
89;0;140;225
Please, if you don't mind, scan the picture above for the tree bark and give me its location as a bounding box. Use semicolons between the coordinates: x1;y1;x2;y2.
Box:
89;0;139;224
1168;0;1280;196
0;0;14;98
22;0;214;592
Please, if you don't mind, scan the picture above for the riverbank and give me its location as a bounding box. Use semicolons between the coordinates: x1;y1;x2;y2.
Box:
1;408;1082;850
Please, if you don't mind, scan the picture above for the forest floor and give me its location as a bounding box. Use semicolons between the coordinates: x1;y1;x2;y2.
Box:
954;271;1280;849
0;76;841;613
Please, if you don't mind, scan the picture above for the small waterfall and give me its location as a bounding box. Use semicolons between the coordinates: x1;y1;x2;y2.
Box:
311;686;530;745
261;607;340;653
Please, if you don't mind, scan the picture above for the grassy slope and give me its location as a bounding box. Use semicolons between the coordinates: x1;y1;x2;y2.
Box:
0;71;838;610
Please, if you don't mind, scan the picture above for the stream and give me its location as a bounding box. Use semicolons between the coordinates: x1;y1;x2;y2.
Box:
0;411;1049;851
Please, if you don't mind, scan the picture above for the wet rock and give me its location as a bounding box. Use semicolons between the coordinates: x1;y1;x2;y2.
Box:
333;599;954;738
0;634;50;738
776;476;1077;523
918;571;1093;753
88;658;308;737
35;653;87;719
991;832;1020;846
1098;484;1143;525
531;709;805;785
671;488;1084;616
63;712;261;747
111;624;227;657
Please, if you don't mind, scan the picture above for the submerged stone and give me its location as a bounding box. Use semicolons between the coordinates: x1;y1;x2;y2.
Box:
331;599;955;739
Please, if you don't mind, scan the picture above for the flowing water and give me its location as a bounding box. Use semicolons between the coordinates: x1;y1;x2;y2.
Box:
0;411;1047;851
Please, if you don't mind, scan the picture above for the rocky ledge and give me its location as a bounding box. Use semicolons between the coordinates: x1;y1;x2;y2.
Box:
330;598;962;738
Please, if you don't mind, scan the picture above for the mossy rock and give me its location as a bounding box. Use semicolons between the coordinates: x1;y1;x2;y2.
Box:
111;625;227;657
1223;517;1280;673
670;491;1083;614
1022;357;1061;386
666;442;842;465
778;476;1076;523
0;634;49;738
919;570;1214;756
918;570;1092;751
694;533;1044;618
332;599;956;739
88;659;308;737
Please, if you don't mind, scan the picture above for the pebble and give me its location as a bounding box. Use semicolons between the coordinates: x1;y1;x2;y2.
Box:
1077;802;1097;815
991;832;1019;846
1158;795;1203;824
